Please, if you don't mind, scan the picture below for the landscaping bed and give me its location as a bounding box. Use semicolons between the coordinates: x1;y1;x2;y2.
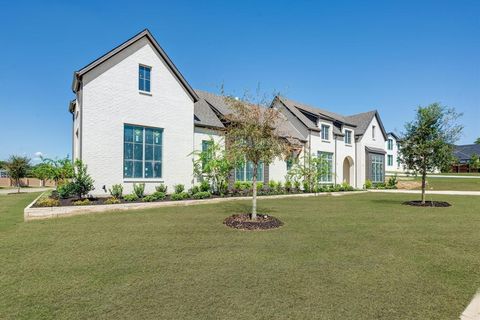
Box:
223;213;283;230
403;200;451;207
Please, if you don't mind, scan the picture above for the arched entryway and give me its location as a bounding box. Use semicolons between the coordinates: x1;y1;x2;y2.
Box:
343;156;354;185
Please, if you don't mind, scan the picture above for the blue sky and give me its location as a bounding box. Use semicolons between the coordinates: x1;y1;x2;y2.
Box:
0;0;478;161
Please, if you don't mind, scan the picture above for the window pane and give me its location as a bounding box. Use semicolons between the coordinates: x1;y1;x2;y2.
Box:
133;128;143;143
124;126;133;142
124;160;133;178
139;78;144;91
145;128;154;144
154;146;162;161
257;162;263;181
236;163;245;181
144;161;153;178
246;162;254;181
139;66;144;79
154;162;162;178
153;130;162;145
124;143;133;160
134;144;143;160
145;144;153;160
145;79;150;92
145;67;150;80
133;161;143;178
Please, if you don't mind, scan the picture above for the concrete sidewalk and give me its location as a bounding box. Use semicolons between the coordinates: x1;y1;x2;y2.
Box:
368;189;480;196
0;187;51;195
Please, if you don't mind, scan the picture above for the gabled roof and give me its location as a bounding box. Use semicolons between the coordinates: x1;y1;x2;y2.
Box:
345;110;388;140
71;29;199;102
194;92;225;129
387;132;401;141
454;144;480;162
195;90;306;142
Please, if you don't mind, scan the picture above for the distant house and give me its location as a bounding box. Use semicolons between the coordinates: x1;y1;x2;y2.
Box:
385;132;405;173
0;169;8;178
452;144;480;172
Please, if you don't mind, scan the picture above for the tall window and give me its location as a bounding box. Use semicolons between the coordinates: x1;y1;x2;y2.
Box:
321;124;330;140
371;154;384;183
124;125;163;178
236;161;263;182
318;151;333;183
372;125;376;139
387;139;393;150
345;130;352;144
387;155;393;166
201;140;213;169
139;65;151;92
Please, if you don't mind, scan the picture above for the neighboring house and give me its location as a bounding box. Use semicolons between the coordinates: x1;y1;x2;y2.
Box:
385;132;404;173
0;169;8;178
70;29;388;194
452;144;480;172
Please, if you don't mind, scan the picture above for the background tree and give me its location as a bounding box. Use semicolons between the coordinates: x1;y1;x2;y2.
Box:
469;153;480;172
42;157;74;187
475;137;480;145
224;93;291;220
32;163;51;186
399;103;462;204
192;138;233;195
5;155;31;193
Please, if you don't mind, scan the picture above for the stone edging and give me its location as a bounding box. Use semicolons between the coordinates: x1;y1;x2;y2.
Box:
24;191;367;221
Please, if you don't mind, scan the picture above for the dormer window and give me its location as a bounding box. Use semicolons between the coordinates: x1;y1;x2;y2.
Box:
139;65;151;92
321;124;330;140
345;130;352;144
387;138;393;150
372;125;376;140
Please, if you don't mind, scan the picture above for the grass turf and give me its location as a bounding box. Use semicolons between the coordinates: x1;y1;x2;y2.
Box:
410;177;480;191
1;192;480;319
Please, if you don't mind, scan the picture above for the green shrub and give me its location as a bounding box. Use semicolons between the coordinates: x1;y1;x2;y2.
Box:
234;181;242;190
36;197;60;207
104;197;121;205
171;192;189;201
70;160;95;198
133;183;145;198
109;184;123;199
294;180;301;190
276;181;283;193
302;180;310;193
268;180;277;190
152;191;166;200
192;191;211;199
189;185;200;195
364;179;373;189
142;195;157;202
375;182;386;189
285;180;292;192
123;194;139;202
200;180;210;192
57;183;74;199
387;175;398;189
73;199;91;206
174;184;185;194
155;184;168;193
256;182;264;191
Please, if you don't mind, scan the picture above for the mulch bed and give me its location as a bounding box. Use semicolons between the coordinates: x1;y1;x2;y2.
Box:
223;214;283;230
403;200;451;207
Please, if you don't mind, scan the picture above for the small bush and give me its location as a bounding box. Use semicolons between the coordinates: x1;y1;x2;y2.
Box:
285;180;292;192
104;197;121;205
189;185;200;195
36;197;60;207
57;183;74;199
200;180;210;192
302;181;310;193
256;182;264;191
364;179;373;189
375;182;386;189
73;199;91;206
171;192;189;201
123;194;139;202
294;180;301;190
142;195;157;202
268;180;277;190
133;183;145;198
387;175;398;189
174;184;185;194
192;191;211;199
152;191;166;200
276;181;283;193
155;184;168;193
109;184;123;199
70;160;95;198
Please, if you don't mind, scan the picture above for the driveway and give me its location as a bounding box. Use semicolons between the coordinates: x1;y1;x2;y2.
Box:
0;187;51;195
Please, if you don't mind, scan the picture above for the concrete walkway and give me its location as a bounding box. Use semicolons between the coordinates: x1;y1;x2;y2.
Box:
368;189;480;196
0;187;51;195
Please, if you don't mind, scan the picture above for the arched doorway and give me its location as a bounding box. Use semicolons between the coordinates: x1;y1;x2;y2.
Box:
343;156;354;185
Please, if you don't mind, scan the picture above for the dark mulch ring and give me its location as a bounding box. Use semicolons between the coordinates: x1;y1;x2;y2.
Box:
223;214;284;230
403;200;452;207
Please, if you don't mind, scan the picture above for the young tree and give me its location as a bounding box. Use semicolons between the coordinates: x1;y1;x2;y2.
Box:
70;160;95;199
224;94;291;220
399;103;462;204
32;163;51;186
42;157;74;187
475;137;480;145
5;155;31;193
469;153;480;172
288;152;330;193
192;137;233;195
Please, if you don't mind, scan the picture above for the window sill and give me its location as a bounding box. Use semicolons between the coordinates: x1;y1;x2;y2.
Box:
139;91;152;96
123;178;164;183
345;143;352;147
321;140;331;143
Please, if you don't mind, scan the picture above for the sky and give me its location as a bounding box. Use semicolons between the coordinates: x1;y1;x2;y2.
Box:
0;0;478;161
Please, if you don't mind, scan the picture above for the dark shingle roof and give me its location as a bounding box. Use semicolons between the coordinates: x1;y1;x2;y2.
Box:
194;98;224;129
345;110;388;140
454;144;480;162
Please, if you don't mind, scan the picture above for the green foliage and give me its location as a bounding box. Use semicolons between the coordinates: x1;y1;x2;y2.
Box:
276;181;283;193
109;184;123;199
192;191;211;199
475;137;480;144
364;179;373;189
70;160;95;199
151;191;166;200
73;199;91;206
234;181;252;192
155;184;168;193
284;180;292;192
268;180;277;190
42;157;74;186
174;184;185;194
57;183;74;199
104;198;121;205
142;195;157;202
32;163;51;183
288;153;330;193
189;185;200;195
171;192;189;201
36;197;60;207
256;182;264;191
399;103;462;202
133;183;145;198
192;138;233;195
5;155;31;192
123;194;139;202
469;153;480;171
387;175;398;189
294;180;301;190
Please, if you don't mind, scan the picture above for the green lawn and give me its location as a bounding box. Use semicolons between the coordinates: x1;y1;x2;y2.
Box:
410;177;480;191
1;192;480;319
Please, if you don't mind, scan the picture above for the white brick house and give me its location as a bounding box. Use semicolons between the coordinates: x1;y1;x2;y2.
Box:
70;29;388;195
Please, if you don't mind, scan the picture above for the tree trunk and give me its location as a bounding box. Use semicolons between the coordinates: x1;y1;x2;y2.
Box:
252;164;257;220
16;179;20;193
421;169;427;204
